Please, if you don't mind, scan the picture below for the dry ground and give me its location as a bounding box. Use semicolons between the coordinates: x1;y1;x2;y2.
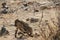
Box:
0;0;60;40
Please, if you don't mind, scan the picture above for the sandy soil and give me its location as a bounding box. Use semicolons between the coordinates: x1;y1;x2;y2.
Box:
0;0;60;40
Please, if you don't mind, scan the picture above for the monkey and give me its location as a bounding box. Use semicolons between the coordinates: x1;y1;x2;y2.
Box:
14;19;33;38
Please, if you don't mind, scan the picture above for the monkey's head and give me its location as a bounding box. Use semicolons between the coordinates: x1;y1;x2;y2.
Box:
15;19;20;26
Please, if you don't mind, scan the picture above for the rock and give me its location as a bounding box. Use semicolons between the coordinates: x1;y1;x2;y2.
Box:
34;9;39;12
26;18;29;21
23;3;28;7
1;2;9;14
1;8;8;14
2;2;8;9
26;18;39;23
2;2;6;8
0;26;9;37
30;18;39;23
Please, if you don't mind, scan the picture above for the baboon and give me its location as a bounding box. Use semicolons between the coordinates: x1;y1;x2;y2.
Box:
14;19;33;38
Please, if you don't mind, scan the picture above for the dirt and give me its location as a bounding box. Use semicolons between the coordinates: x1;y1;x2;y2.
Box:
0;0;60;40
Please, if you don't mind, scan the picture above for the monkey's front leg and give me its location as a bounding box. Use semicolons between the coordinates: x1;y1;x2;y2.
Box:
15;28;18;38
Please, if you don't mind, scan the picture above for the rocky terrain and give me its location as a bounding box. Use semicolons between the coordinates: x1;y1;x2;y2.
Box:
0;0;60;40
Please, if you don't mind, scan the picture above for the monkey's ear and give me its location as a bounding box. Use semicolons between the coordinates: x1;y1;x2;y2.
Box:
15;19;19;22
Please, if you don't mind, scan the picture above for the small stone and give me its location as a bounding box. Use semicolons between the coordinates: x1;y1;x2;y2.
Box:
23;4;28;7
26;18;29;21
0;26;9;37
30;18;39;23
34;10;39;12
45;20;48;22
1;9;8;14
2;2;6;8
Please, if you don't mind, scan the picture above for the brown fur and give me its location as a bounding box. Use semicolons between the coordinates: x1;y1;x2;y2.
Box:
14;19;33;38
